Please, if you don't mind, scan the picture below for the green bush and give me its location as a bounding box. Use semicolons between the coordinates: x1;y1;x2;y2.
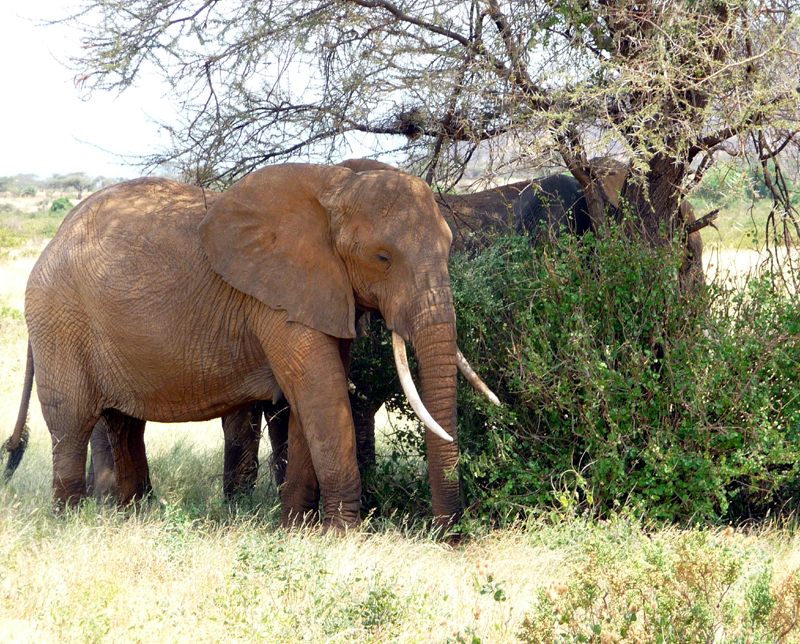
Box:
49;197;74;214
450;232;800;525
21;186;37;197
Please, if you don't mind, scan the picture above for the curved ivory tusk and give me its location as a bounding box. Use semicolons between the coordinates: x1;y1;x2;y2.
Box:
456;349;502;406
391;331;454;442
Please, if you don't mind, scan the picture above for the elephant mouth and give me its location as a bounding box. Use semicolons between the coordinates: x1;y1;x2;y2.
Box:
391;331;500;442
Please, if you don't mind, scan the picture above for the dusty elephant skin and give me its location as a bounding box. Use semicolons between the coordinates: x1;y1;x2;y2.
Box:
6;163;461;532
215;160;703;503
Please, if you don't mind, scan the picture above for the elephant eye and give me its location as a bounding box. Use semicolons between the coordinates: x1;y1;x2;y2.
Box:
377;250;392;264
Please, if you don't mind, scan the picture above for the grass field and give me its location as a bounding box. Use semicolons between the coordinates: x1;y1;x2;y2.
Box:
2;194;800;642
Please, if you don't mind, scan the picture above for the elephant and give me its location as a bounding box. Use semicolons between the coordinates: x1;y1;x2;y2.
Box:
435;166;704;289
3;163;486;533
75;160;497;522
434;163;627;249
212;159;703;501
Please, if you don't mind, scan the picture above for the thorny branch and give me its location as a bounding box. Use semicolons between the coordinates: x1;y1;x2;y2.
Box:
59;0;800;254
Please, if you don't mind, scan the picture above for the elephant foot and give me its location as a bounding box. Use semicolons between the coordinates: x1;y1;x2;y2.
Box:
320;502;361;535
87;420;117;499
103;411;150;504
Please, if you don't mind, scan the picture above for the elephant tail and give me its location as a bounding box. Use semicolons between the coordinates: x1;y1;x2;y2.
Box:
3;341;33;482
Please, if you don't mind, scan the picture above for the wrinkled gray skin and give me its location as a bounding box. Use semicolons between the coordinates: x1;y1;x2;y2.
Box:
514;173;597;239
8;162;461;533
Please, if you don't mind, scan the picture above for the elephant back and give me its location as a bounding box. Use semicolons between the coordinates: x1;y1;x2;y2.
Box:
514;174;590;239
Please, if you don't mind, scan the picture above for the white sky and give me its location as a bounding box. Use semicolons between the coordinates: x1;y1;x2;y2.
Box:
0;1;174;179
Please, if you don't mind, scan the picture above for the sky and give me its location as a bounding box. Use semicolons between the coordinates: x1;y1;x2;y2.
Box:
0;1;175;179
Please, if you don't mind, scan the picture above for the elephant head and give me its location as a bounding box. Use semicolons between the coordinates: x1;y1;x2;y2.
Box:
198;164;463;527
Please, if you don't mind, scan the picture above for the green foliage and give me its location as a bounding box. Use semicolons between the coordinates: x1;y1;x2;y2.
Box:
519;523;800;643
695;162;798;207
0;225;23;248
0;302;25;323
0;207;69;250
450;232;800;525
21;186;37;197
49;197;74;214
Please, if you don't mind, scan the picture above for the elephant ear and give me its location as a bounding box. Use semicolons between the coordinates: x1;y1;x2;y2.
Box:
199;163;357;339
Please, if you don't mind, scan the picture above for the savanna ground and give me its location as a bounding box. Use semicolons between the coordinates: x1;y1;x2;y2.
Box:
1;190;800;643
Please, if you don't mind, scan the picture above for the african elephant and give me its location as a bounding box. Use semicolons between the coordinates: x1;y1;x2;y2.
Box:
78;160;497;518
217;160;702;500
435;164;627;250
436;166;704;288
4;163;471;532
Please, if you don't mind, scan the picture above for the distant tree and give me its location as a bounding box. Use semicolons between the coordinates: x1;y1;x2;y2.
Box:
13;174;43;192
0;177;17;194
94;176;122;189
46;172;95;198
63;0;800;248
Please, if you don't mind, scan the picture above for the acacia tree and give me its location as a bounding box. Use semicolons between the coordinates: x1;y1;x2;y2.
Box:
65;0;800;247
46;172;96;198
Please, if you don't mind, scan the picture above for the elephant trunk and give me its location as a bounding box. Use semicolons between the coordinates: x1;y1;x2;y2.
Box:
410;315;461;532
393;332;453;442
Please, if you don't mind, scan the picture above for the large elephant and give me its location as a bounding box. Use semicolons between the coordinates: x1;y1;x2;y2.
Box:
78;160;497;519
215;160;703;500
4;163;470;532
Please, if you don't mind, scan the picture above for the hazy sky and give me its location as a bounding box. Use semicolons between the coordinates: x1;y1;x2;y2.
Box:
0;1;174;179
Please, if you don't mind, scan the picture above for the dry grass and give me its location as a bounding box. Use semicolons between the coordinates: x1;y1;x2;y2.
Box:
0;500;566;643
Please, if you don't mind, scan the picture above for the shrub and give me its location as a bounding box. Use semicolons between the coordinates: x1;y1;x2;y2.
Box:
451;231;800;525
49;197;74;214
519;523;800;643
21;186;37;197
345;230;800;526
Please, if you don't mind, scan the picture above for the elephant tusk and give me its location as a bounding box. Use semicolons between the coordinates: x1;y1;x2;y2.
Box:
392;332;454;443
456;349;502;406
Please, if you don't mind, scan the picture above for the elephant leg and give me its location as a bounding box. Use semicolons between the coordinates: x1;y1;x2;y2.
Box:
280;411;320;527
222;404;264;499
268;329;360;531
41;398;99;507
265;402;290;489
87;418;117;498
350;395;377;476
103;410;150;504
